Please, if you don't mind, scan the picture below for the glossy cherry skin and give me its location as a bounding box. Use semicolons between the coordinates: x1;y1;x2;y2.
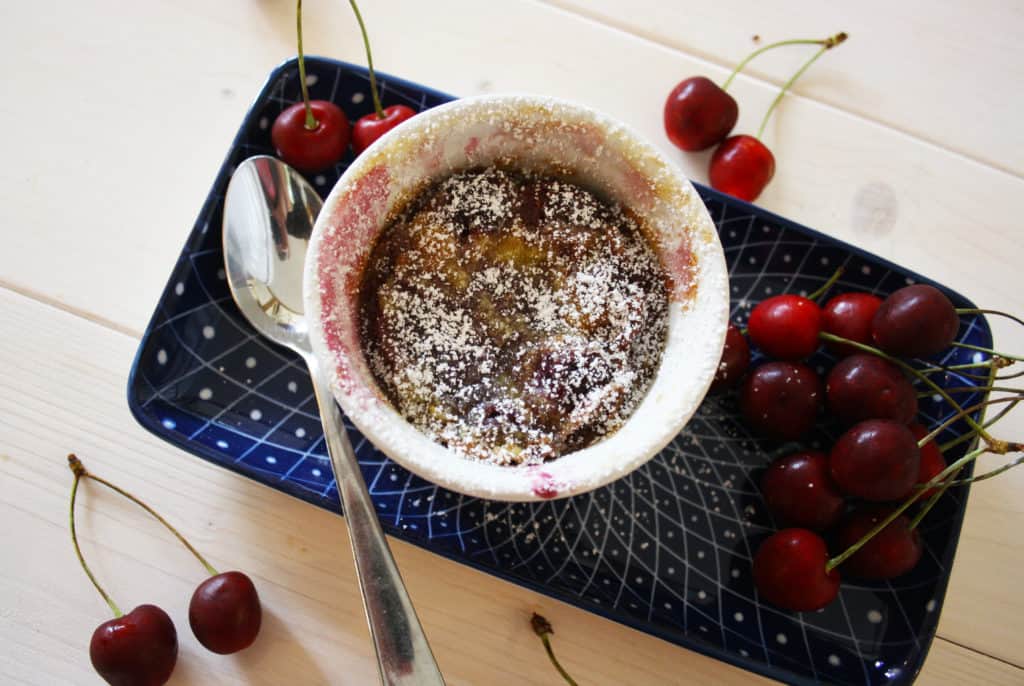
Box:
747;294;822;360
822;292;883;356
871;284;960;358
271;100;351;173
753;529;840;612
761;451;844;531
835;505;923;579
663;76;738;152
189;571;262;654
352;105;417;155
740;361;823;441
709;135;775;202
830;419;920;501
826;354;918;425
910;423;947;499
709;324;750;392
89;604;177;686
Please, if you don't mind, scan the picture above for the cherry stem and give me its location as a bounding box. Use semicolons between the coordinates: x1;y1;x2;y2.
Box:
950;341;1024;362
295;0;317;130
807;265;845;302
531;613;578;686
914;396;1017;450
918;385;1022;398
347;0;384;119
941;454;1024;487
818;331;992;442
721;34;844;91
956;307;1024;328
907;465;961;530
69;457;122;618
67;454;218;577
756;32;847;140
941;397;1021;452
825;445;987;573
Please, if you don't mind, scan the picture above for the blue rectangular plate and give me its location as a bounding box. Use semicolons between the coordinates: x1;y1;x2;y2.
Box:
128;57;991;685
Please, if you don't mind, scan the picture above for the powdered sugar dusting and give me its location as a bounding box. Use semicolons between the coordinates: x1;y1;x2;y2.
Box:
359;168;668;465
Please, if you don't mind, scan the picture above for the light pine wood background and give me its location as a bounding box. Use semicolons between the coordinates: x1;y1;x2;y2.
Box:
1;1;1022;683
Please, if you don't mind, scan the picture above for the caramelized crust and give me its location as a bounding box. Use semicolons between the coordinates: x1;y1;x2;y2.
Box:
358;168;668;465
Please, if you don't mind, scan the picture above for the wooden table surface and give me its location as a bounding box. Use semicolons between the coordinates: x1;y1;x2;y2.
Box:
2;1;1022;684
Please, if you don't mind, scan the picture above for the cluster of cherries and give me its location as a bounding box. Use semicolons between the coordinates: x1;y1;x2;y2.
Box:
271;0;416;174
664;32;847;202
69;455;261;685
711;278;1022;612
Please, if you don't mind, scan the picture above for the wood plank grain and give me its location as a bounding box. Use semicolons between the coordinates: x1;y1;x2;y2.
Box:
1;275;1022;680
1;0;1022;346
541;0;1024;176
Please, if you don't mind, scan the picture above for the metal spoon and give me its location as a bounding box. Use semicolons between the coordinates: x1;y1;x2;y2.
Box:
222;155;444;685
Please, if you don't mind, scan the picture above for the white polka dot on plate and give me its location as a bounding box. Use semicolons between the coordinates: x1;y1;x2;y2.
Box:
266;456;277;464
156;349;168;365
287;381;298;393
697;590;707;600
161;418;176;430
311;468;322;477
828;654;841;667
739;649;749;657
295;427;307;438
867;609;883;624
216;439;229;449
216;268;226;280
198;387;213;400
315;175;326;186
776;633;788;645
820;257;830;265
733;612;744;622
174;282;184;296
351;92;365;104
250;409;263;421
925;599;937;612
861;265;871;275
245;356;257;369
305;74;318;86
202;325;215;339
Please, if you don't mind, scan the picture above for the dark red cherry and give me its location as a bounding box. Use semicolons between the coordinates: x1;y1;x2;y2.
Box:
740;361;823;441
753;529;840;612
271;100;351;173
663;76;739;152
352;104;417;155
871;284;960;358
910;423;947;499
825;354;918;425
830;420;920;501
709;135;775;202
822;292;883;356
835;505;923;579
747;294;822;360
189;571;262;654
90;604;177;686
761;451;844;531
710;324;750;392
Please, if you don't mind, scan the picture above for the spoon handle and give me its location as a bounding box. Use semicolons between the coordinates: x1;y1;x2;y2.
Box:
307;357;445;686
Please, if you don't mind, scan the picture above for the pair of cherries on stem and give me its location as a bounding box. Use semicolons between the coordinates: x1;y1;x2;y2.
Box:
69;455;261;685
271;0;416;173
664;32;847;201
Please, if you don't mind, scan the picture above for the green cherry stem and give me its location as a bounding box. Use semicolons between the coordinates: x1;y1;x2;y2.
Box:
942;452;1024;487
907;466;961;530
756;32;847;140
67;455;218;577
826;445;987;573
940;397;1022;453
913;396;1017;450
956;308;1024;328
347;0;384;119
807;265;845;302
531;613;578;686
950;341;1024;362
917;386;1023;398
721;33;845;91
69;456;122;618
295;0;317;131
818;331;992;442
